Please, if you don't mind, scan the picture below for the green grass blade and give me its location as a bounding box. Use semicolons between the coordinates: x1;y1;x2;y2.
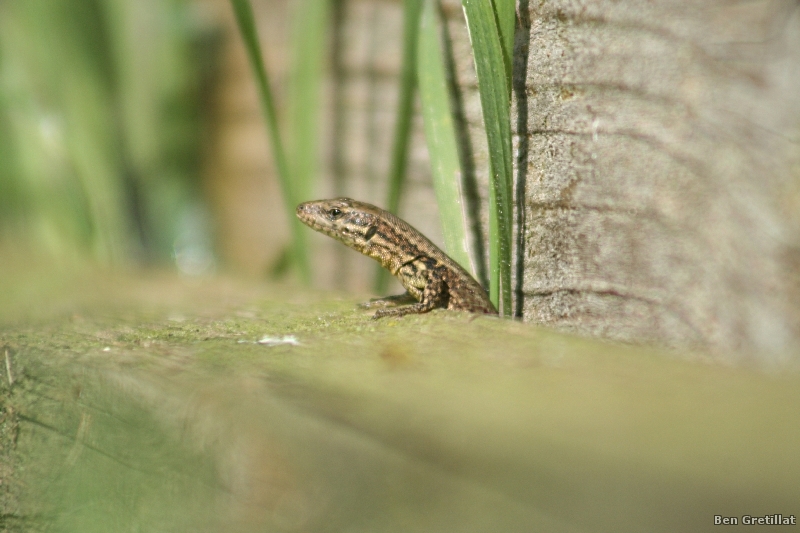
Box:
416;0;472;275
384;0;424;214
286;0;329;205
229;0;310;283
461;0;513;316
375;0;424;293
491;0;515;93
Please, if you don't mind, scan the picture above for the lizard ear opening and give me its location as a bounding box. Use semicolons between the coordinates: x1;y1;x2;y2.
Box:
364;225;378;241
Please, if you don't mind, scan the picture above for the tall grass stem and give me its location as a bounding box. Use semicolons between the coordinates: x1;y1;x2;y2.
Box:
230;0;311;283
461;0;513;316
417;0;473;275
375;0;424;293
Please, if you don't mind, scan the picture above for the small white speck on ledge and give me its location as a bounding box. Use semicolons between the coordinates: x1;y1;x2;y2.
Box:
257;335;301;347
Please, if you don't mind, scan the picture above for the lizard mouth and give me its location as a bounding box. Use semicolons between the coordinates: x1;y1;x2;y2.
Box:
296;202;340;238
296;201;368;251
295;202;324;226
295;202;314;224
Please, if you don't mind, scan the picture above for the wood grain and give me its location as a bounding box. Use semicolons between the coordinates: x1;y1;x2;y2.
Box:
507;0;800;362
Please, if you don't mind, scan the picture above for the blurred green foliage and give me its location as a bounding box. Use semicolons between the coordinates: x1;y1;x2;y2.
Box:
0;0;516;302
0;0;217;269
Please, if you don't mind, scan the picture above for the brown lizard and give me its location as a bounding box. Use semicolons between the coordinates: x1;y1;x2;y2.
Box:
296;198;497;319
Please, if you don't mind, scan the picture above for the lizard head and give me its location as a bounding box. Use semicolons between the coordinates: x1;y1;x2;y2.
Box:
296;198;382;253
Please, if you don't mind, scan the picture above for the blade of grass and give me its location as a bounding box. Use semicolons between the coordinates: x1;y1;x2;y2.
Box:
461;0;513;316
375;0;424;293
416;0;472;274
286;0;329;205
491;0;515;94
230;0;310;284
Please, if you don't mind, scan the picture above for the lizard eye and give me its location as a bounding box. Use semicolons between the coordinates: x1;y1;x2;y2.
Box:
327;208;343;220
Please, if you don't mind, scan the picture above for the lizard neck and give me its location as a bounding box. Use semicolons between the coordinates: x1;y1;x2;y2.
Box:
360;219;419;275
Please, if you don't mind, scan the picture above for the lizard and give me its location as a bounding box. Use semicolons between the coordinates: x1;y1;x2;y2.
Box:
296;198;497;319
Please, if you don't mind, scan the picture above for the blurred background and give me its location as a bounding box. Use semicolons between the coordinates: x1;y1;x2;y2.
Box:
0;0;446;293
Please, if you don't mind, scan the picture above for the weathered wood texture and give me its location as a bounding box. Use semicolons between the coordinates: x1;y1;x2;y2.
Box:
509;0;800;362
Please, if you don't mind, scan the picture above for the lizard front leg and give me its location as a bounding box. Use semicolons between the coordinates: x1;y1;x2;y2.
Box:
359;292;417;309
372;271;447;319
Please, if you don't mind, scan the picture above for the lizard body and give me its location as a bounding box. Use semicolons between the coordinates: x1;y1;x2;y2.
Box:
296;198;497;318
